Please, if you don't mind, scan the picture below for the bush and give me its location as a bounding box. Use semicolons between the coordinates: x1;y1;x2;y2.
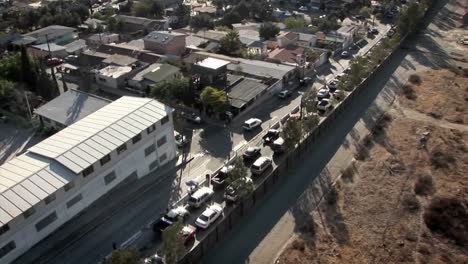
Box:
408;74;422;85
355;144;368;161
402;84;417;100
424;196;468;246
291;239;305;251
402;193;421;212
430;146;455;169
341;163;355;182
414;174;435;196
326;188;338;205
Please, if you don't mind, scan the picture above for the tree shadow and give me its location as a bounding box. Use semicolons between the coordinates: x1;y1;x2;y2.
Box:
198;125;233;159
321;183;349;245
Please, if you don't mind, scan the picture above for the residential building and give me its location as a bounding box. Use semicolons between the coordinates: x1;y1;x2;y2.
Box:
116;15;169;33
102;54;139;67
336;24;358;49
277;31;298;48
23;25;77;45
296;33;317;48
34;89;111;129
226;75;269;114
267;46;306;65
95;65;133;89
0;97;176;264
28;43;67;58
191;57;230;86
97;43;164;64
64;39;87;55
143;30;186;56
128;63;181;92
87;33;120;46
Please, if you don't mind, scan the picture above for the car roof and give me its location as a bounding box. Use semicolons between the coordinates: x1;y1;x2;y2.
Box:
191;187;213;198
273;137;284;144
246;146;259;151
245;118;260;124
253;156;270;166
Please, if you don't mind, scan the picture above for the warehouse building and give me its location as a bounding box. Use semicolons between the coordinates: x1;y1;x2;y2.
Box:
0;97;176;263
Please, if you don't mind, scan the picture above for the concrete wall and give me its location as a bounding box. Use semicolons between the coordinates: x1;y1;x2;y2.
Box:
143;35;186;55
0;114;176;264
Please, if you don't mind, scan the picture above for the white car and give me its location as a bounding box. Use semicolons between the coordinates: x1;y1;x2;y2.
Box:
195;204;223;229
341;50;350;58
298;6;308;11
317;88;330;100
251;156;272;175
162;206;190;223
278;90;292;98
243;118;262;131
317;98;332;111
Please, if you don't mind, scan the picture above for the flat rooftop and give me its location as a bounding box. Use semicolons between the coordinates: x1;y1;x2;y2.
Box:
98;65;132;78
195;57;230;70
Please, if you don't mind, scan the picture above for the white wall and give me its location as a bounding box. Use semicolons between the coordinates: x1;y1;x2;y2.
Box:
0;113;176;264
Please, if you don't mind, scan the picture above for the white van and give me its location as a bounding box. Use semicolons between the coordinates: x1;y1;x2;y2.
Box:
243;118;262;131
188;187;214;208
251;157;272;175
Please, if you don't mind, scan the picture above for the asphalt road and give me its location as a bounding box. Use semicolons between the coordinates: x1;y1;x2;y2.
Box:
15;21;390;264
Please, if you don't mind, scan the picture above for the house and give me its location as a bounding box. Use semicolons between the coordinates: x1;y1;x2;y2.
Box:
34;89;111;129
191;57;230;86
64;39;87;55
128;63;181;92
246;41;267;57
277;31;298;48
267;46;306;65
116;15;169;33
102;54;139;67
297;33;317;48
143;30;186;56
226;75;269;114
0;97;176;264
28;43;67;58
23;25;77;45
87;33;120;46
97;43;164;64
95;65;133;89
336;24;358;49
193;5;217;16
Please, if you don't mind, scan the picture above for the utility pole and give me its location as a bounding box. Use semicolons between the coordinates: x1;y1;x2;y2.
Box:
24;91;32;120
45;34;52;58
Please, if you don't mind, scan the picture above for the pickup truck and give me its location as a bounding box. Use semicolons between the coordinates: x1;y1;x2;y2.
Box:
210;165;233;190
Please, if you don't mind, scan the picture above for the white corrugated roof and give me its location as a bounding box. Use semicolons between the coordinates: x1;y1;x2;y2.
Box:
0;97;170;226
29;96;171;174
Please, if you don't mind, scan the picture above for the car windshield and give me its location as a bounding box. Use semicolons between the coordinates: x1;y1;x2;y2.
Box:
188;197;197;203
199;215;209;222
251;164;260;170
319;101;328;106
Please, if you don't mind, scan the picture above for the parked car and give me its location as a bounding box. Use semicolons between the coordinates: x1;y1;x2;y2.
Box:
335;73;345;80
211;165;234;190
369;28;379;35
317;98;332;111
278;90;292;99
144;254;163;264
343;67;351;74
152;217;172;235
387;29;395;37
188;187;214;208
251;157;272;175
224;177;254;203
298;6;308;11
174;132;188;148
340;50;350;58
327;80;338;91
355;15;365;20
271;137;285;154
300;76;313;86
262;129;280;144
162;206;190;223
46;57;64;67
180;224;196;244
317;88;330;100
332;89;345;100
243;118;262;131
242;146;261;160
195;204;223;229
181;112;202;124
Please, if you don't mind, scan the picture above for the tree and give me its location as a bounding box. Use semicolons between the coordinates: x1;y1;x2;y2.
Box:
173;3;190;28
259;22;280;40
301;88;318;114
106;249;138;264
219;30;242;55
359;6;371;18
285;17;305;30
225;158;254;199
282;118;303;151
20;46;37;91
305;48;319;61
190;14;214;31
162;220;184;264
150;77;191;104
200;86;229;114
302;113;320;132
250;0;272;21
222;10;242;26
132;0;163;18
235;1;250;20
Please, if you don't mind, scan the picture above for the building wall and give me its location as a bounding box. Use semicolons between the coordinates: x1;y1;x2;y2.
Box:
144;36;186;55
0;113;176;264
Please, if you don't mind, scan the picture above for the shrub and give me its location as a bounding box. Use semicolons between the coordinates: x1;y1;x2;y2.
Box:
402;84;416;100
408;74;422;85
291;239;305;251
430;146;455;169
355;144;368;161
341;163;355;182
326;188;338;205
402;193;421;212
414;174;435;196
424;196;468;246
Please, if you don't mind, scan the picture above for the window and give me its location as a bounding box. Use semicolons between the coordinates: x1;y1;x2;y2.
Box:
147;124;156;134
64;182;75;192
0;224;9;237
149;159;159;171
66;194;83;208
144;144;156;157
35;212;57;232
159;153;167;162
132;133;142;144
82;165;94;178
157;136;167;147
161;116;169;125
100;154;111;166
117;143;127;155
0;241;16;259
44;193;56;204
23;207;36;219
104;171;116;185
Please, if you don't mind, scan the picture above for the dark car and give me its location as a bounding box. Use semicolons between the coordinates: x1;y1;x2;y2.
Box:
242;146;261;160
152;218;172;236
181;112;202;124
370;28;379;35
262;129;280;144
